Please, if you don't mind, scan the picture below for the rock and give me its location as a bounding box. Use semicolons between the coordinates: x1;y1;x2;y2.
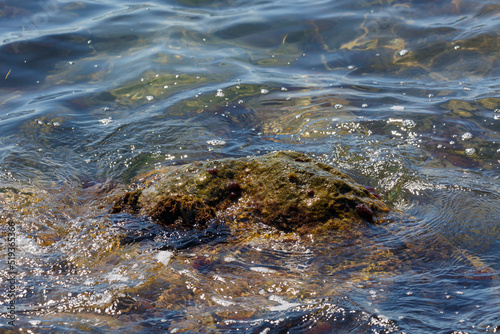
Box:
109;151;389;234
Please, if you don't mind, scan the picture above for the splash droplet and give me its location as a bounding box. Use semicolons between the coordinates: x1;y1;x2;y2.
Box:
461;132;473;141
99;118;113;125
465;148;475;155
398;49;409;56
402;119;416;128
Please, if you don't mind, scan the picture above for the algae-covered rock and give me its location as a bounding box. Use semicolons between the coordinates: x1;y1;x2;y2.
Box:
110;151;389;233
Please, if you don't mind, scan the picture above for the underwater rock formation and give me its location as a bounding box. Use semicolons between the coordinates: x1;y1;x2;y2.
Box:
109;150;389;234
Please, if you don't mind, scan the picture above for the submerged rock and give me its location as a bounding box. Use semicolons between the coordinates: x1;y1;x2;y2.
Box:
109;151;389;234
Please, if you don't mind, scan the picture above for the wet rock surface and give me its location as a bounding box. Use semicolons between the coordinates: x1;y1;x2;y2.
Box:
109;150;390;234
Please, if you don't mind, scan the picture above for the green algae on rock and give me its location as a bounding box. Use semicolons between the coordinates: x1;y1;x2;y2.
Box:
109;151;389;233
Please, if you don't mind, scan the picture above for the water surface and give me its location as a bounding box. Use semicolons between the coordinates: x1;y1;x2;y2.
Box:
0;0;499;332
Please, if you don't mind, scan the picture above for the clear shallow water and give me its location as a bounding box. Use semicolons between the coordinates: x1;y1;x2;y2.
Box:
0;0;499;332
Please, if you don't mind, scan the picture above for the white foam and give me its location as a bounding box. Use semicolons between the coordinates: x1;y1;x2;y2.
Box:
250;267;276;274
104;268;129;283
206;139;226;146
267;295;300;311
212;296;235;306
155;251;173;266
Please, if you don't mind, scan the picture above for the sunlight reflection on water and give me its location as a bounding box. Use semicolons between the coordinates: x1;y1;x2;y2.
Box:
0;0;499;332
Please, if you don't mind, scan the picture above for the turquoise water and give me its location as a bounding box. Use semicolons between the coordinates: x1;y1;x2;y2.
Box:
0;0;499;332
